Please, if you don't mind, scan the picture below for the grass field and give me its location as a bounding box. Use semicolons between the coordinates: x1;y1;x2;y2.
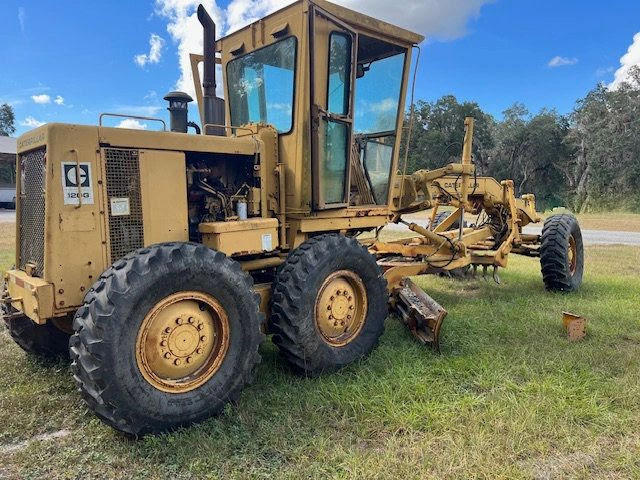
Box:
1;220;639;479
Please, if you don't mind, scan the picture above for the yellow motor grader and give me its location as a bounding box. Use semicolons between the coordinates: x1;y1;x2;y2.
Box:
1;0;583;435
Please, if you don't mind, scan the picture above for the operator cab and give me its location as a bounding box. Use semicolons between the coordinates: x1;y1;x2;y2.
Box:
208;0;423;213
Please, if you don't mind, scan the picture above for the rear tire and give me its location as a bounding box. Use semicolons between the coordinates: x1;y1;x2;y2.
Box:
430;211;465;230
540;214;584;292
2;308;70;358
70;243;264;436
270;234;387;376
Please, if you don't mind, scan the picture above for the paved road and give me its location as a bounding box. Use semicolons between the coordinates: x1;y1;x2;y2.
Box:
0;210;15;223
522;225;640;246
1;209;639;246
385;220;640;246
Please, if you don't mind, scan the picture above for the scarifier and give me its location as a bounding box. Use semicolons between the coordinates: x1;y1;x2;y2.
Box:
1;0;584;435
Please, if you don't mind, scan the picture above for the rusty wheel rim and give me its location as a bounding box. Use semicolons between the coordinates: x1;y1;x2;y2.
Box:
315;270;368;347
568;235;577;275
135;291;229;394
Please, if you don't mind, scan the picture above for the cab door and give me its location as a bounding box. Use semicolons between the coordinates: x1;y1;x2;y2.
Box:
310;5;357;210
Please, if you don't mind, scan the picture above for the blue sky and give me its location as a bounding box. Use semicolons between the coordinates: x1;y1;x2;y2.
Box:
1;0;639;136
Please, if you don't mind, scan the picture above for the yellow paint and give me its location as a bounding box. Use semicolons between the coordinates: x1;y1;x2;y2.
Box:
139;150;189;245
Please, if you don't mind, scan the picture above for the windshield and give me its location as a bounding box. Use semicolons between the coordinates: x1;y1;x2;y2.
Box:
226;37;297;133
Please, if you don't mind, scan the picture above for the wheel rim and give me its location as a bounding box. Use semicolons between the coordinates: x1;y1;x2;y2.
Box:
135;291;229;393
568;235;577;275
315;270;368;347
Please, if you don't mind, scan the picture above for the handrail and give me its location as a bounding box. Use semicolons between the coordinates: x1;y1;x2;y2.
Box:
99;113;167;131
202;124;254;136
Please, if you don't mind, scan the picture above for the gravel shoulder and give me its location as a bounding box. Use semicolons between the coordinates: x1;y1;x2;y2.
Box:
0;210;15;223
384;220;640;246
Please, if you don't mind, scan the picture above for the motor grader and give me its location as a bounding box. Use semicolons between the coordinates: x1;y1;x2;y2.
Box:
1;0;583;436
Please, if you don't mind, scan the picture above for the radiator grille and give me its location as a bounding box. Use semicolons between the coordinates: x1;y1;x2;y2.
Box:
105;148;144;262
18;148;46;277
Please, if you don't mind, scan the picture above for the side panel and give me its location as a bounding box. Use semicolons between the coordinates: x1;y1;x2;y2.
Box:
139;150;189;245
200;218;279;256
44;125;108;313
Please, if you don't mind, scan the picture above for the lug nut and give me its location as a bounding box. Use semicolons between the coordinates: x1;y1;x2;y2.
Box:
330;296;335;301
198;324;204;331
188;317;195;324
196;348;203;354
186;357;193;364
347;315;352;320
165;327;172;333
336;290;342;296
174;359;182;366
327;305;332;311
200;336;207;342
160;340;167;347
164;353;171;359
349;305;354;310
176;318;184;325
328;315;333;320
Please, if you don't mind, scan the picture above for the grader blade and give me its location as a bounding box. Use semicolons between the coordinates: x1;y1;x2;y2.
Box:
393;279;447;350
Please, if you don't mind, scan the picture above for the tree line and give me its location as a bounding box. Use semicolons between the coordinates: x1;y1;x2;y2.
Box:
2;68;639;211
403;67;640;212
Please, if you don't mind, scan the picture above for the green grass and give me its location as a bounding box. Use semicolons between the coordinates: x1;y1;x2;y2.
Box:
1;223;639;479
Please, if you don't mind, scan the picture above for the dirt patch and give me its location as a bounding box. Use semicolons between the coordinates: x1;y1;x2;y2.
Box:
0;429;72;455
526;452;596;480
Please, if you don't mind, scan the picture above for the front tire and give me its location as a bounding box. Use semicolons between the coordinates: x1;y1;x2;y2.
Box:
270;234;387;376
540;214;584;292
70;243;264;436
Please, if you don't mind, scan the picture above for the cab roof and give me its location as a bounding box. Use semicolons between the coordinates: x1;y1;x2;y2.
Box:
219;0;425;47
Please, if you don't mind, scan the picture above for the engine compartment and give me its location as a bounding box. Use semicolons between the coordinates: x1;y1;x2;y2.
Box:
186;152;261;241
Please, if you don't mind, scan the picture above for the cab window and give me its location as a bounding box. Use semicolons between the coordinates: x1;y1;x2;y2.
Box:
227;37;297;133
351;36;406;205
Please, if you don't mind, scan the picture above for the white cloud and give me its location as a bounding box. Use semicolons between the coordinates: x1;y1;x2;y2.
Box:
114;105;162;117
18;7;26;33
267;102;292;111
154;0;491;99
20;116;45;128
31;94;51;104
54;95;65;105
155;0;222;96
134;34;166;67
224;0;295;34
596;66;614;78
548;56;578;68
609;32;640;89
116;119;148;130
224;0;492;39
368;98;398;114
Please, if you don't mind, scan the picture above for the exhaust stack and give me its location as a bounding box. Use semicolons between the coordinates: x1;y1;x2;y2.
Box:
197;4;225;136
